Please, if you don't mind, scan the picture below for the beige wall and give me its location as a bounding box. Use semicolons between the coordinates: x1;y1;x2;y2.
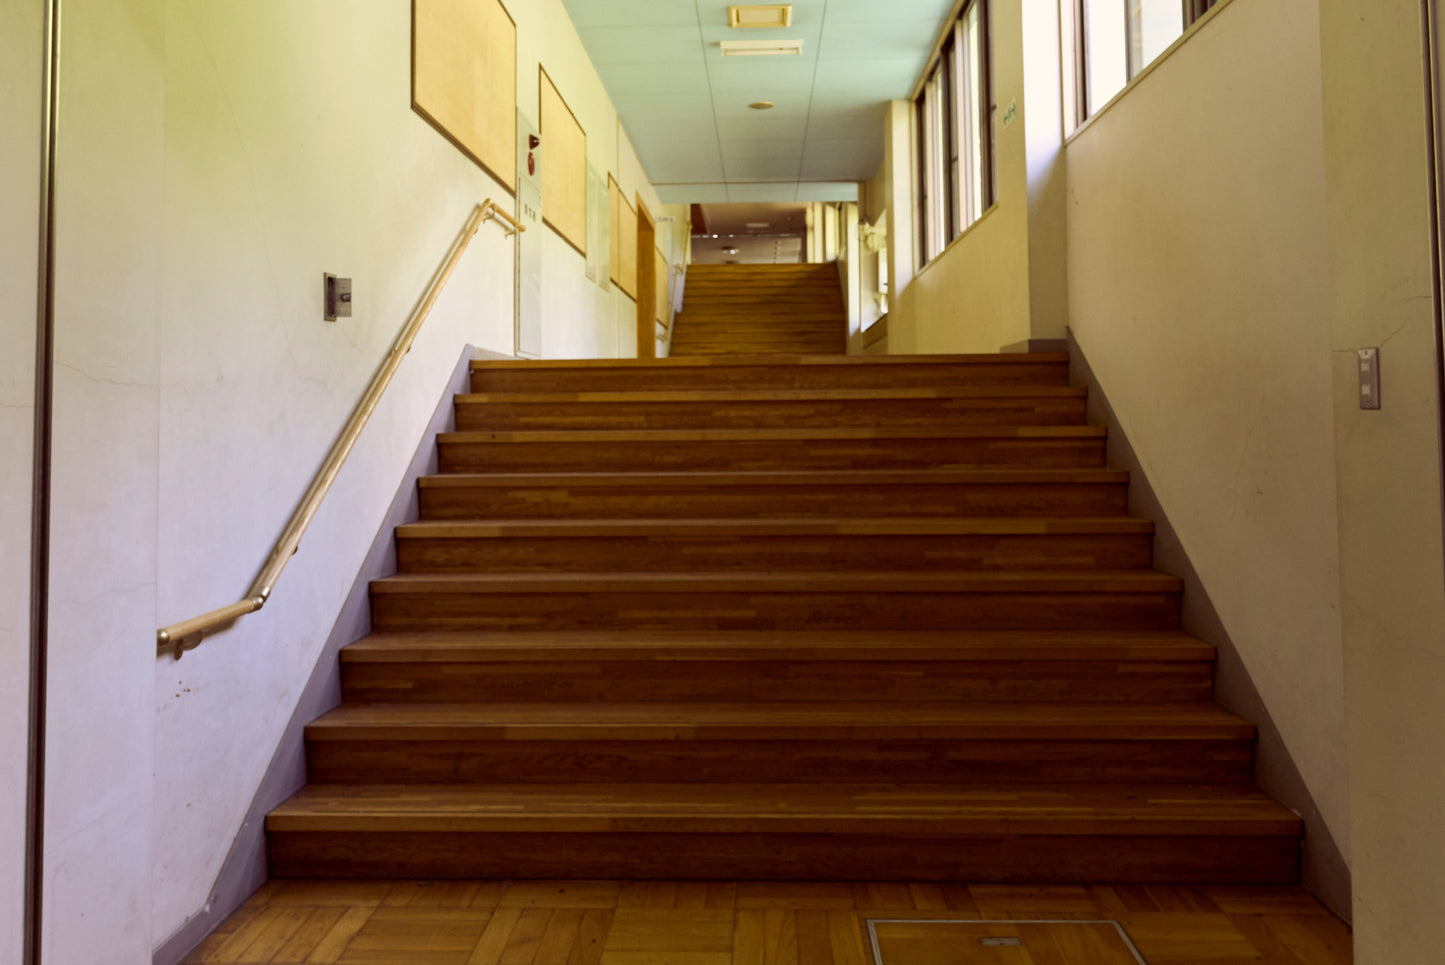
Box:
1318;0;1445;959
0;2;42;961
1066;0;1350;913
882;98;916;322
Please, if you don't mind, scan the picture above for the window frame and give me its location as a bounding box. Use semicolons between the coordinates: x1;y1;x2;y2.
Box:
1074;0;1220;122
914;0;994;272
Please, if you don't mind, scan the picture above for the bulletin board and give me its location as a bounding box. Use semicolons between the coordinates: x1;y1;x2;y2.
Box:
540;67;587;255
412;0;517;191
611;179;638;298
655;248;669;324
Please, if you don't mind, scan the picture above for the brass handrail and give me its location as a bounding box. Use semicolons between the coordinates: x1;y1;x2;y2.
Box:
157;200;522;659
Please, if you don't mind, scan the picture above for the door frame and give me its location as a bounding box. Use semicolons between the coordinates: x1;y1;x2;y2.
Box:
636;197;657;360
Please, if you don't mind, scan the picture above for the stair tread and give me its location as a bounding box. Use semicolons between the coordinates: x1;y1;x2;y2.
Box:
471;353;1069;370
267;783;1301;835
369;570;1184;593
395;516;1153;538
455;388;1087;404
305;701;1254;740
418;468;1129;488
340;629;1215;662
438;426;1106;443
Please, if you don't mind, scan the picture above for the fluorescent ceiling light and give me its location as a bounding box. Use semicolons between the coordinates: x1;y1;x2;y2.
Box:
719;39;803;56
728;5;793;28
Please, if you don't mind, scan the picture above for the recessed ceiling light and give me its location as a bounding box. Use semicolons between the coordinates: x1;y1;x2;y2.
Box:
729;5;792;28
749;101;775;110
720;39;803;56
722;247;740;254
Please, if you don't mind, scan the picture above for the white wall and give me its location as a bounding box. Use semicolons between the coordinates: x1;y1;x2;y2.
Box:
1066;0;1350;913
47;0;165;961
1318;0;1445;959
0;2;43;961
28;0;679;959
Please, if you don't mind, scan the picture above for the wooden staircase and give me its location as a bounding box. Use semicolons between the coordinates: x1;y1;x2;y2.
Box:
670;264;847;356
266;352;1302;884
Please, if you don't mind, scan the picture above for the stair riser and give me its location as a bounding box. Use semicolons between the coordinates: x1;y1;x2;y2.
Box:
370;590;1182;632
395;533;1154;574
671;325;844;334
671;347;846;357
437;438;1106;473
670;339;845;349
470;362;1069;393
454;398;1087;431
268;831;1300;883
304;739;1253;786
341;659;1214;704
418;482;1129;520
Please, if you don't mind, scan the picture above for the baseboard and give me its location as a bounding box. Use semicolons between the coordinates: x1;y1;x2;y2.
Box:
999;337;1068;354
153;343;494;965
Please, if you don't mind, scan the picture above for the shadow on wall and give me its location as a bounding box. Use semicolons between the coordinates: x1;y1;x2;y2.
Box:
1068;329;1352;923
152;344;495;965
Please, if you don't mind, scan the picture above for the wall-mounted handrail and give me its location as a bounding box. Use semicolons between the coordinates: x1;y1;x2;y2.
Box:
156;200;522;659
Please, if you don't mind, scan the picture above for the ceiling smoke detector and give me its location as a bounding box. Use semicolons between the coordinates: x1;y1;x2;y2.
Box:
720;38;804;56
728;5;793;28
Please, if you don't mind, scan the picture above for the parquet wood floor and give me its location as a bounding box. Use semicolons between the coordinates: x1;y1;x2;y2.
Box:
183;879;1350;965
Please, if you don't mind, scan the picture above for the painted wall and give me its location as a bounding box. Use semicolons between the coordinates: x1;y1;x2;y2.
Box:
0;2;43;961
1066;0;1350;914
27;0;679;959
46;0;165;961
1317;0;1445;958
888;1;1033;354
518;3;684;360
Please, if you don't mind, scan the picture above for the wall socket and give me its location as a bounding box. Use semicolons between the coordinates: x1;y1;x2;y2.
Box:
1358;347;1380;410
324;274;352;321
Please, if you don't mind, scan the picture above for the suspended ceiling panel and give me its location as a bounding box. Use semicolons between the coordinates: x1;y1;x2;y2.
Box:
563;0;953;203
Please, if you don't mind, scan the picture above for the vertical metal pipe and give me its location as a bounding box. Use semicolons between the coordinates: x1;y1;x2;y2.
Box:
26;0;61;962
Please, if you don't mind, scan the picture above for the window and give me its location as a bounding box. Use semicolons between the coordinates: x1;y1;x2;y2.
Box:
1077;0;1221;118
915;0;993;268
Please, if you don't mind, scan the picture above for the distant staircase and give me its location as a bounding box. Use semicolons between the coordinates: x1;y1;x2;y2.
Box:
266;347;1302;884
670;263;847;356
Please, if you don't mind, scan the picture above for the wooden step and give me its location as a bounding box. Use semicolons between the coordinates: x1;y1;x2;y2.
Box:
469;354;1070;392
265;782;1302;882
368;570;1183;632
302;701;1254;785
437;426;1106;473
674;323;839;329
453;388;1091;430
670;346;847;357
393;517;1155;573
339;629;1216;704
417;469;1130;520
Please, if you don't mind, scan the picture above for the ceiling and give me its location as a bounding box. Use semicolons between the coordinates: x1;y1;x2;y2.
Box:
562;0;955;204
